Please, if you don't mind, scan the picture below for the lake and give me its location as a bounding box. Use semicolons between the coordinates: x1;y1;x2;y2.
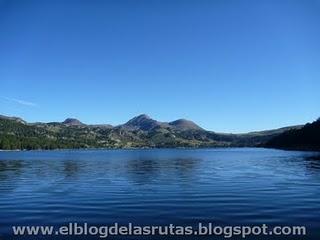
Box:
0;148;319;239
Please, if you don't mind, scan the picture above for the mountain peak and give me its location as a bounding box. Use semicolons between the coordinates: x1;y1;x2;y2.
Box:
133;114;151;120
62;118;84;126
121;114;160;131
169;119;203;131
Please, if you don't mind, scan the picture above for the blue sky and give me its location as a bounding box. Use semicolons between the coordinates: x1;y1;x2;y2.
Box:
0;0;319;133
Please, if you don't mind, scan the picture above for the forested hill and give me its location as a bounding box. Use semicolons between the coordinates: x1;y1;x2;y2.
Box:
265;119;320;151
0;114;302;150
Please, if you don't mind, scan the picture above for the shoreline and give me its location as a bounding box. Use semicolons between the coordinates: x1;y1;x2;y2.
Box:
0;146;319;153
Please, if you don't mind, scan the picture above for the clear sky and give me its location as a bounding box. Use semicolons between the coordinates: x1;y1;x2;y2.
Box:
0;0;319;133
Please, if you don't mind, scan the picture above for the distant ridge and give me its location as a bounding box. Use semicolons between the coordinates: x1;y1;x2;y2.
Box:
0;113;311;150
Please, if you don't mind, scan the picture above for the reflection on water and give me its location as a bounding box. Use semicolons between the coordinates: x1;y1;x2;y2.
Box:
63;160;80;178
304;155;320;168
0;160;25;192
0;148;319;239
127;158;161;184
126;157;199;185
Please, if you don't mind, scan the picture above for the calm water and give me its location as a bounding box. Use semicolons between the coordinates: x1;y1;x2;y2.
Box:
0;148;319;239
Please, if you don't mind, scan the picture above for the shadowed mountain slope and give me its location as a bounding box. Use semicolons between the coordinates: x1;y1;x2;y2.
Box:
266;119;320;150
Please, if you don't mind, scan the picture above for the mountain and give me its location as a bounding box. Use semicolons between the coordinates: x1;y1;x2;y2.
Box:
120;114;165;131
62;118;84;126
121;115;203;131
0;113;305;150
169;119;203;131
265;119;320;150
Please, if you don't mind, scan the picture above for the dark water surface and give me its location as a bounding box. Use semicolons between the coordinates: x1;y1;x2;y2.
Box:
0;148;319;239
